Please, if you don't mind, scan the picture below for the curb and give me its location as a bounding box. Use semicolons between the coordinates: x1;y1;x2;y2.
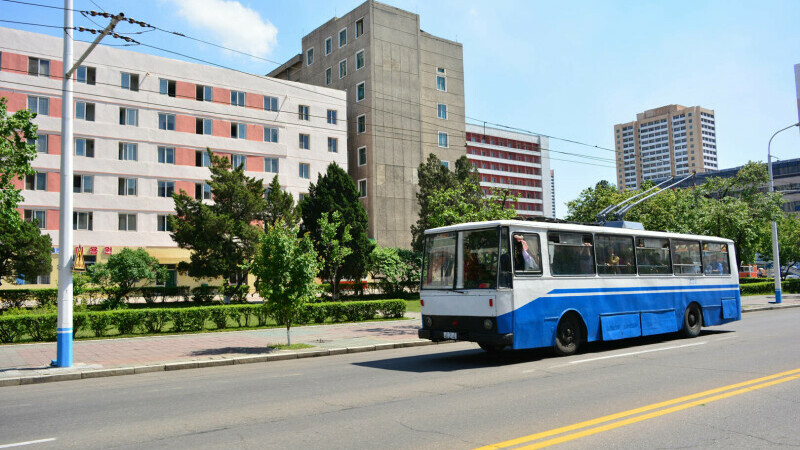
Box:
0;339;439;387
742;304;800;313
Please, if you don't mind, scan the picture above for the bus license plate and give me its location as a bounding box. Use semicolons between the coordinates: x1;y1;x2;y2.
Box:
443;332;458;340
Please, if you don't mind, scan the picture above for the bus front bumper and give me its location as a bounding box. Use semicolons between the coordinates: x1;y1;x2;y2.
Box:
418;329;513;345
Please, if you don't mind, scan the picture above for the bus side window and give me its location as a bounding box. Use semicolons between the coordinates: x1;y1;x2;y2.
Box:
499;227;512;287
635;237;671;275
549;232;594;276
702;242;731;275
512;232;542;275
596;235;635;275
672;240;702;275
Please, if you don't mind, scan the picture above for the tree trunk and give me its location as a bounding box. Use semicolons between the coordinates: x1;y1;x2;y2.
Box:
332;268;339;301
285;321;291;346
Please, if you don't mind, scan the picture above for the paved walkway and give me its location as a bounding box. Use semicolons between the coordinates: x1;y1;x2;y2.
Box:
1;295;798;386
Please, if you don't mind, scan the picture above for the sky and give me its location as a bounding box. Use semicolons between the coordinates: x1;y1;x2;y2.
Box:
2;0;799;218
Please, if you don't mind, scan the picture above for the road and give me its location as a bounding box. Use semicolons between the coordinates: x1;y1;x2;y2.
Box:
1;308;799;449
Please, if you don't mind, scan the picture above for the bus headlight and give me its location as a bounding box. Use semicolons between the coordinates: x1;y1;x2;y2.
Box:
483;318;494;330
424;316;433;328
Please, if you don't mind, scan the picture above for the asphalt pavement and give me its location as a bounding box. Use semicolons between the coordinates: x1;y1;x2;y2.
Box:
0;294;798;386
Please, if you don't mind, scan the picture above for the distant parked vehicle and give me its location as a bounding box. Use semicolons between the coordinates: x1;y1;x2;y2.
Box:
739;264;758;278
786;274;800;279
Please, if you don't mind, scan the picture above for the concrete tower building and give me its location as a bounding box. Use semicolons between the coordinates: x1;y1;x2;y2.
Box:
614;105;718;190
269;0;466;247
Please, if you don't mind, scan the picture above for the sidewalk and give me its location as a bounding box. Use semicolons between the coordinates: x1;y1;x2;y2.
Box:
1;295;798;386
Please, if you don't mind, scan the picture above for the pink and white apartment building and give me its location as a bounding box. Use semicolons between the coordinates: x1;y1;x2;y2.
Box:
465;124;554;219
0;27;347;285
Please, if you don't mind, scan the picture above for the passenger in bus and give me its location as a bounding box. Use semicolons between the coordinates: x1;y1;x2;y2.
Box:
513;234;540;271
606;249;620;274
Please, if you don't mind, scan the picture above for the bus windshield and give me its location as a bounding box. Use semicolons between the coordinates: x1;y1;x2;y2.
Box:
422;228;499;290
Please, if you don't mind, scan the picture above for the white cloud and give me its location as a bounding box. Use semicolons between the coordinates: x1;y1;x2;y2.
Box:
170;0;277;58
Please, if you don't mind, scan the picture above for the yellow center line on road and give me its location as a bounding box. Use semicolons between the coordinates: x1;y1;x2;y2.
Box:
474;367;800;450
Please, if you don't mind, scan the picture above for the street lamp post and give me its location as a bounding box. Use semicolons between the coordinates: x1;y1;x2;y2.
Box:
767;122;800;305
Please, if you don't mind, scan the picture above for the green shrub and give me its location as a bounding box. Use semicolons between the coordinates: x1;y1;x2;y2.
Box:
0;315;25;343
255;305;270;326
185;308;210;331
740;282;772;295
0;290;32;310
110;310;143;335
88;312;113;337
209;307;228;329
222;284;250;303
739;277;771;284
169;309;189;332
191;286;217;303
378;300;406;318
142;310;169;333
21;314;57;341
73;312;87;338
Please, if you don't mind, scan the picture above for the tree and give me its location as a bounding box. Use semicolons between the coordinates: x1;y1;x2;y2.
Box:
411;154;518;252
0;97;52;284
299;163;373;288
317;211;352;300
87;248;167;309
264;175;299;228
775;214;800;280
368;245;421;296
252;221;318;345
170;150;268;288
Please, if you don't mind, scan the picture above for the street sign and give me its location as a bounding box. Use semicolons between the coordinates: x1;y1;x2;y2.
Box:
73;246;86;271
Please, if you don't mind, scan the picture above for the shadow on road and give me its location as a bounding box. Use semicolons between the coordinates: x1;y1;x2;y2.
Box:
189;346;278;356
356;330;733;373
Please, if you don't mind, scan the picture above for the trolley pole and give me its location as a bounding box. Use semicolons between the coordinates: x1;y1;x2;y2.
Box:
766;122;800;305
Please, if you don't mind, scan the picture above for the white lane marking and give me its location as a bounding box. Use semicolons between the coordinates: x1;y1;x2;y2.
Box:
0;438;56;448
568;341;707;365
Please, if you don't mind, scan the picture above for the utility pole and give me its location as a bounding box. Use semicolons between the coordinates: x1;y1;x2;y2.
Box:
53;1;124;367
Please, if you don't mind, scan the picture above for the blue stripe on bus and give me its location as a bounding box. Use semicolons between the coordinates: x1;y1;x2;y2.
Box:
504;287;741;350
548;284;740;295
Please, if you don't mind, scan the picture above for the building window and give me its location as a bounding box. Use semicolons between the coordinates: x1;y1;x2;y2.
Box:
27;135;48;153
299;163;310;179
76;101;95;121
356;49;365;70
355;18;364;37
437;103;447;119
159;78;176;97
356;82;365;101
325;67;332;86
306;47;314;65
265;157;279;173
358;179;367;198
339;59;347;78
299;133;310;150
28;57;50;77
339;27;347;47
25;173;47;191
75;138;94;157
118;177;137;196
158;113;176;131
196;118;212;135
119;107;138;126
27;96;49;116
157;215;172;232
158;180;175;198
196;151;211;167
231;122;247;139
23;210;46;229
73;211;93;230
231;90;246;107
358;146;367;166
436;68;446;91
158;146;175;164
357;114;366;134
298;105;310;121
118;213;137;231
195;183;212;200
196;85;213;101
73;175;93;193
118;142;138;161
264;95;279;111
328;137;338;153
264;126;279;143
299;193;308;202
231;154;247;170
121;72;139;91
325;37;332;55
441;161;449;169
438;132;449;148
327;109;338;124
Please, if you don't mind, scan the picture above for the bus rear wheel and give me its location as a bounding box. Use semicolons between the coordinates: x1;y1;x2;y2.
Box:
555;313;582;356
681;303;703;338
478;342;506;353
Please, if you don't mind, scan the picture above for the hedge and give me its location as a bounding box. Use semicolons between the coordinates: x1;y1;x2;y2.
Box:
0;299;406;343
740;279;800;295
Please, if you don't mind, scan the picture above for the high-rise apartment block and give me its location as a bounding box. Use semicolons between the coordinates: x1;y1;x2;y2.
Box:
465;124;553;218
614;105;718;190
269;0;466;247
0;27;346;286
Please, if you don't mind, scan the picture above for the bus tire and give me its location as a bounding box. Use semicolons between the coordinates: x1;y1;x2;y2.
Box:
681;303;703;338
555;313;583;356
478;342;505;353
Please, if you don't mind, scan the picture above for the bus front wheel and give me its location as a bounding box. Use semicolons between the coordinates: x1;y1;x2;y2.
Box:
681;303;703;338
555;313;583;356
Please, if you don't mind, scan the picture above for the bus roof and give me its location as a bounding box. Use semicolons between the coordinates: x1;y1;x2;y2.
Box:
423;220;734;244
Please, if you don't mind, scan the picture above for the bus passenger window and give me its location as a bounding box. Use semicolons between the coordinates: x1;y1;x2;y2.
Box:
512;232;542;275
702;242;730;275
548;232;594;276
672;240;702;275
596;235;635;275
635;238;671;275
461;229;499;289
422;233;457;289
